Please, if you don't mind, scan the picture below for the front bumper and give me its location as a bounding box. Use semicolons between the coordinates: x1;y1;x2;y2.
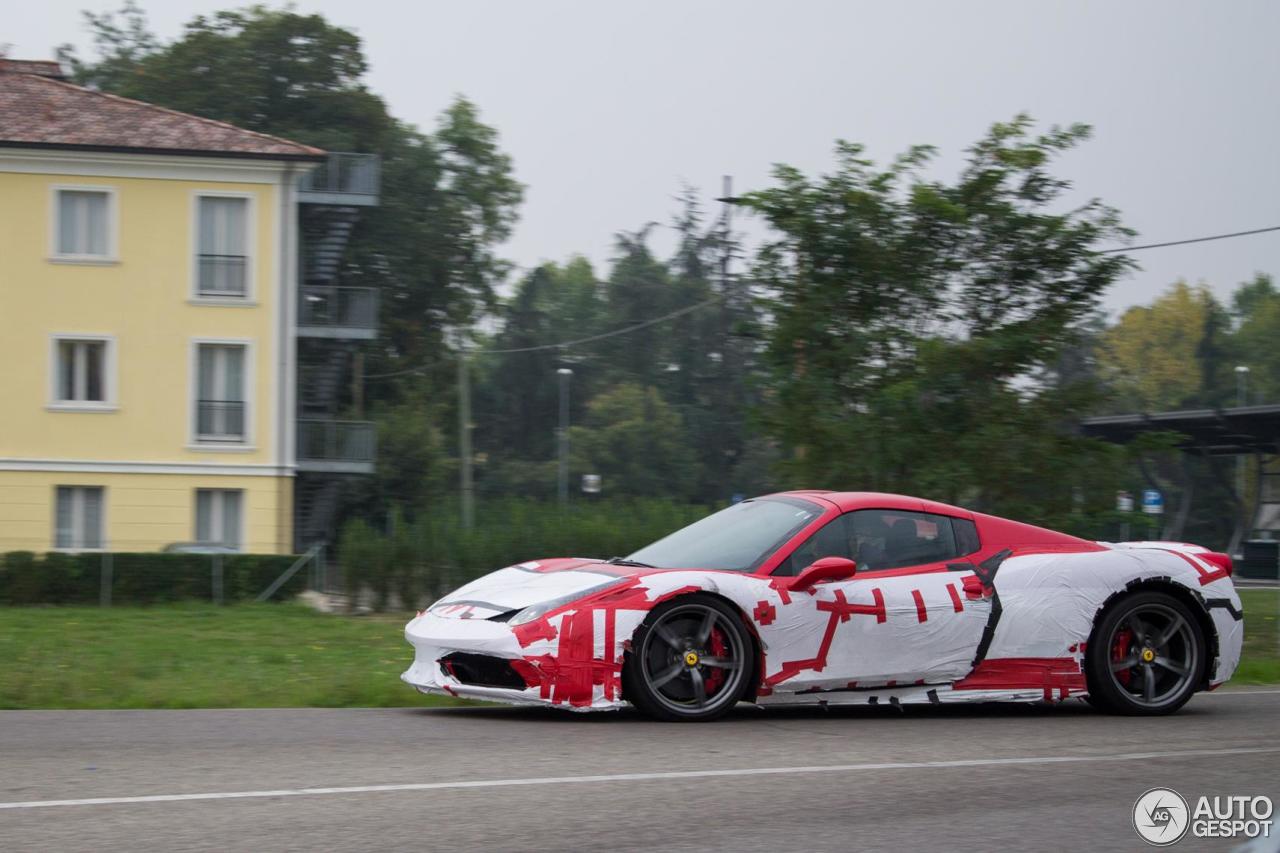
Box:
401;610;634;711
401;612;547;705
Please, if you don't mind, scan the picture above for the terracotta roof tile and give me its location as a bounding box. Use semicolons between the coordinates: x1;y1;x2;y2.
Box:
0;61;325;160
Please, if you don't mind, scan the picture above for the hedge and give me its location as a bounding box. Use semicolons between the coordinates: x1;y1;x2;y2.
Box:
0;551;306;606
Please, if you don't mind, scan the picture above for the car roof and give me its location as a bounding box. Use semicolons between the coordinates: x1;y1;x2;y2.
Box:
764;490;973;516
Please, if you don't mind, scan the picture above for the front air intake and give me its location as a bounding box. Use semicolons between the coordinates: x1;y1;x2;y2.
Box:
439;653;530;690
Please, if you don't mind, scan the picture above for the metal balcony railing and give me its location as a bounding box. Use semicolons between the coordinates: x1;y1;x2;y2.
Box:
297;286;378;339
298;153;380;204
197;255;247;297
196;400;246;441
297;419;376;472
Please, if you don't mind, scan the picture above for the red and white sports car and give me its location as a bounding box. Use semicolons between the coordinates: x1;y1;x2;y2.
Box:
402;491;1243;721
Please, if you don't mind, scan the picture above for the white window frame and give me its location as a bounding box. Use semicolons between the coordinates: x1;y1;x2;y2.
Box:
47;333;118;412
189;338;256;450
194;488;245;550
190;190;256;305
49;184;119;264
52;485;107;552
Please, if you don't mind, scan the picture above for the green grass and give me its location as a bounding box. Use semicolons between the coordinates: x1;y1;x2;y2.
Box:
0;590;1276;710
1237;589;1280;685
0;603;453;710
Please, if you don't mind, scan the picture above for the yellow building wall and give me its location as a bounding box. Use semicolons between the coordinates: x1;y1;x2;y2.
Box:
0;471;293;554
0;163;294;554
0;171;279;464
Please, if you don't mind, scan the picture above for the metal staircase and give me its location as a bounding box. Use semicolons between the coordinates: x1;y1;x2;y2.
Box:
294;152;380;552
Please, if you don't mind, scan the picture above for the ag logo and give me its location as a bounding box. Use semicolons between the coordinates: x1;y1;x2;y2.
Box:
1134;787;1191;845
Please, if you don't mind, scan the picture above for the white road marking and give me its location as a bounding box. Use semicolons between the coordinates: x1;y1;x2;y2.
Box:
3;746;1279;811
1205;688;1280;696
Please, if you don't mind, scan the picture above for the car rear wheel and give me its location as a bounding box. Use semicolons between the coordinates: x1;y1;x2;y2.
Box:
624;594;752;722
1084;590;1205;715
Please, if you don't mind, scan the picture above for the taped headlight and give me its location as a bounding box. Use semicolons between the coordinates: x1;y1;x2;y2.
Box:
507;578;629;626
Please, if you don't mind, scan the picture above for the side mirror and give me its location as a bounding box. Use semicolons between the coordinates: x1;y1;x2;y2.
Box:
789;556;858;592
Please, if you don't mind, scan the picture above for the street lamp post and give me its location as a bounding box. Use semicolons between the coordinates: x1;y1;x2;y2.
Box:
1235;365;1251;548
557;368;573;508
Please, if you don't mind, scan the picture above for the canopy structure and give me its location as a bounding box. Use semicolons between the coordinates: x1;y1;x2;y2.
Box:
1080;405;1280;554
1081;404;1280;456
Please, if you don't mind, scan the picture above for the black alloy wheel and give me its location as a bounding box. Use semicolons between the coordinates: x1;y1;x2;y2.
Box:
1085;590;1206;715
624;594;752;722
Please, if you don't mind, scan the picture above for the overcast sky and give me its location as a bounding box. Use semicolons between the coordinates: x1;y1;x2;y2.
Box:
9;0;1279;315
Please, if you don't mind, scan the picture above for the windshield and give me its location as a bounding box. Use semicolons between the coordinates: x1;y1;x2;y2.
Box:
627;497;823;572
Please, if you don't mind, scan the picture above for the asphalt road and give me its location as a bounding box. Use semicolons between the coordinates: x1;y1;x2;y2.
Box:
2;691;1279;852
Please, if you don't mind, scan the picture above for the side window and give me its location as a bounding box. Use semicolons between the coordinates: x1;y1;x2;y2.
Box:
846;509;965;570
954;518;981;557
774;514;857;576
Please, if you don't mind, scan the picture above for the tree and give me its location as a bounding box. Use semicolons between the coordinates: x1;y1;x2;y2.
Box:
62;4;391;152
1099;281;1224;411
473;259;607;484
569;384;698;500
739;115;1134;520
1229;273;1280;404
57;0;159;95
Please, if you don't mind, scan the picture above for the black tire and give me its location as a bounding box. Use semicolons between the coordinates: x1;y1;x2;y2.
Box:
1084;590;1206;715
624;594;753;722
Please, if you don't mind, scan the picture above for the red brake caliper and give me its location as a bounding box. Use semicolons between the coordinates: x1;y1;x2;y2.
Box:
704;627;728;696
1111;627;1133;686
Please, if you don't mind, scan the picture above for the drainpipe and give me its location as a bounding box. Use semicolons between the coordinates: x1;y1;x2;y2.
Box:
279;162;297;553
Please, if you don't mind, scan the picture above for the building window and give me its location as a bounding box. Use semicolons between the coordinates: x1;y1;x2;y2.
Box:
195;343;247;442
195;489;242;549
53;188;115;260
50;335;116;410
55;486;105;550
196;195;249;297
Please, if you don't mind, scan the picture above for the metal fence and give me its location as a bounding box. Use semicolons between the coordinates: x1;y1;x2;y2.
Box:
196;400;246;440
299;152;380;196
196;254;247;296
297;419;376;463
298;286;378;330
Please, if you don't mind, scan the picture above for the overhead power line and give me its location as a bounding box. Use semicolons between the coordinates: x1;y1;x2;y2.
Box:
366;224;1280;380
1099;225;1280;254
366;295;722;379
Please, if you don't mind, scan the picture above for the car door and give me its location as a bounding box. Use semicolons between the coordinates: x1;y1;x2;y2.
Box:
765;509;994;695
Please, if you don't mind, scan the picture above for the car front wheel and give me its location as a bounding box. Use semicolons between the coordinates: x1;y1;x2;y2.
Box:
624;594;753;722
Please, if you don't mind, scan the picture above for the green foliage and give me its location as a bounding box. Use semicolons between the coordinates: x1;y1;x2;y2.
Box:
1099;281;1228;411
740;115;1135;519
475;259;607;469
570;384;699;499
1230;273;1280;403
0;552;304;606
472;193;761;504
62;4;389;151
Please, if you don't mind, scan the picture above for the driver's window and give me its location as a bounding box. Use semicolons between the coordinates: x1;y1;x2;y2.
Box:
775;514;857;576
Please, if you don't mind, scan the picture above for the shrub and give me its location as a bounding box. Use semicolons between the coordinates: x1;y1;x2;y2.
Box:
0;551;304;606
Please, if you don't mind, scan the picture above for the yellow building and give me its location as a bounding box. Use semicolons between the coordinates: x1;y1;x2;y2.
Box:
0;60;378;555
